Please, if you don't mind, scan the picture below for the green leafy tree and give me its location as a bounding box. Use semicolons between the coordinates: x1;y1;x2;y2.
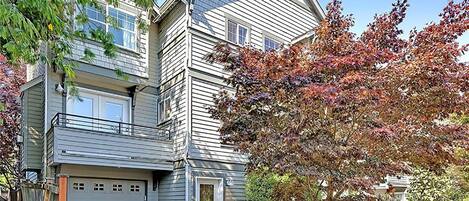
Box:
0;0;152;87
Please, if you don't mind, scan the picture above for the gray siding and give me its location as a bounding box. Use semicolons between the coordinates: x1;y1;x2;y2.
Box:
21;81;45;170
158;168;186;200
157;2;187;85
68;1;150;78
191;0;318;46
189;77;248;164
160;80;187;161
134;92;158;127
190;0;318;77
51;127;174;170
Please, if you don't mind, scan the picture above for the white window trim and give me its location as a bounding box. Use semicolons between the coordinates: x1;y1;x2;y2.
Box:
262;32;283;51
66;87;132;123
195;177;224;201
158;93;172;124
225;16;251;46
76;4;138;52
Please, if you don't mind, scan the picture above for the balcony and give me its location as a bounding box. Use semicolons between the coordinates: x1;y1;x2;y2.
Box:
47;113;174;171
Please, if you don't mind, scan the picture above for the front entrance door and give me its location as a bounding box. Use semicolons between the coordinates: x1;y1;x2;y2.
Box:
196;177;224;201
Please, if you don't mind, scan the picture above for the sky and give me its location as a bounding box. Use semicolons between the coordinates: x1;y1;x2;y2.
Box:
318;0;469;61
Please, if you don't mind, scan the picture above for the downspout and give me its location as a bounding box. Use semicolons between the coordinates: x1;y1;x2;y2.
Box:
42;48;48;182
183;1;194;201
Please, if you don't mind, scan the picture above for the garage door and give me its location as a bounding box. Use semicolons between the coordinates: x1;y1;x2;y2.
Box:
68;177;145;201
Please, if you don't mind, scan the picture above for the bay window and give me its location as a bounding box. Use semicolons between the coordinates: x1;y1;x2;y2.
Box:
78;6;136;50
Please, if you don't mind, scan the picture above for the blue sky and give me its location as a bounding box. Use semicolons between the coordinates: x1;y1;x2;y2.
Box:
318;0;469;61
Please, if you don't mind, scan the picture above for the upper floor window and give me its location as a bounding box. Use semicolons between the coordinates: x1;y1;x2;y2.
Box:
158;93;172;123
227;20;249;45
78;6;136;50
264;36;281;51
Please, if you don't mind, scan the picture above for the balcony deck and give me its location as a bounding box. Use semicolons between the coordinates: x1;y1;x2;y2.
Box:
47;113;174;171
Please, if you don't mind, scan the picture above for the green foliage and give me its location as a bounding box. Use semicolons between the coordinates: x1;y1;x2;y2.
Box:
246;170;289;201
246;170;323;201
407;168;469;201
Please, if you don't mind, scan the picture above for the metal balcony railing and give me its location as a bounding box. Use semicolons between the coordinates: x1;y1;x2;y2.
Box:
51;113;171;141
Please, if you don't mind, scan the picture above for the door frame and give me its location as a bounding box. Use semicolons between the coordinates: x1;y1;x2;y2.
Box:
66;87;132;123
195;177;224;201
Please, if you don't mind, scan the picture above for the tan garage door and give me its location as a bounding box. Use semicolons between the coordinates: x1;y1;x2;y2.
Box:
68;177;145;201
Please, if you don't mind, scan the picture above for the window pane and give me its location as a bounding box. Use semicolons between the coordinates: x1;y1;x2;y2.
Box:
164;99;171;119
109;27;124;46
238;26;248;45
109;8;136;49
70;97;93;117
264;37;280;51
200;184;214;201
227;20;237;43
158;101;164;122
104;102;123;122
81;6;106;36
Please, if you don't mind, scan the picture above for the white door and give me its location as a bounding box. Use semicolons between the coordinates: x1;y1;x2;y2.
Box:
196;178;224;201
68;178;145;201
66;88;130;133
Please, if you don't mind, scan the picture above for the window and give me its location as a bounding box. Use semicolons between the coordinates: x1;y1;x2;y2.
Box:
78;6;136;50
73;183;85;191
112;184;123;192
196;178;223;201
130;185;140;192
264;36;281;51
66;87;130;133
158;94;172;123
94;183;105;191
227;20;248;45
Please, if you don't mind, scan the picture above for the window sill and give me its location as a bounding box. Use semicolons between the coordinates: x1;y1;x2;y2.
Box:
157;118;173;127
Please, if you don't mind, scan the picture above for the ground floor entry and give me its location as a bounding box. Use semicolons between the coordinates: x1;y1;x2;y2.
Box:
68;177;146;201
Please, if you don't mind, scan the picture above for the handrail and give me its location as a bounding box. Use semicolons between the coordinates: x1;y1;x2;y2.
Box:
51;113;171;141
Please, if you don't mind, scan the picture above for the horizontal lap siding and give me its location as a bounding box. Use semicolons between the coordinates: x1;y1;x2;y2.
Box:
161;80;187;161
53;127;173;170
68;2;149;78
22;82;45;170
158;2;187;84
190;78;248;164
134;92;158;127
191;33;228;77
191;0;318;76
159;168;186;200
192;0;318;47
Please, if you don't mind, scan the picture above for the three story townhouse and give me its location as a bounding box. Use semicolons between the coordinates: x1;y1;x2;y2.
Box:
19;0;325;200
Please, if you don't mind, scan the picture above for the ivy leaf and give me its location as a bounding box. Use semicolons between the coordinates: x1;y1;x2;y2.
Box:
81;48;95;62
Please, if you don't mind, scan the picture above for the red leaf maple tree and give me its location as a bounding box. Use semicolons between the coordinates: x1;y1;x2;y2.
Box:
0;54;25;191
207;0;468;199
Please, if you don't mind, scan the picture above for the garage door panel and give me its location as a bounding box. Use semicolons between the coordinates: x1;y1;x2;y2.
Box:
69;178;145;201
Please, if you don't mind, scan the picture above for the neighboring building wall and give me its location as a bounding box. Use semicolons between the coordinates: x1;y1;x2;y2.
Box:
21;81;45;171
